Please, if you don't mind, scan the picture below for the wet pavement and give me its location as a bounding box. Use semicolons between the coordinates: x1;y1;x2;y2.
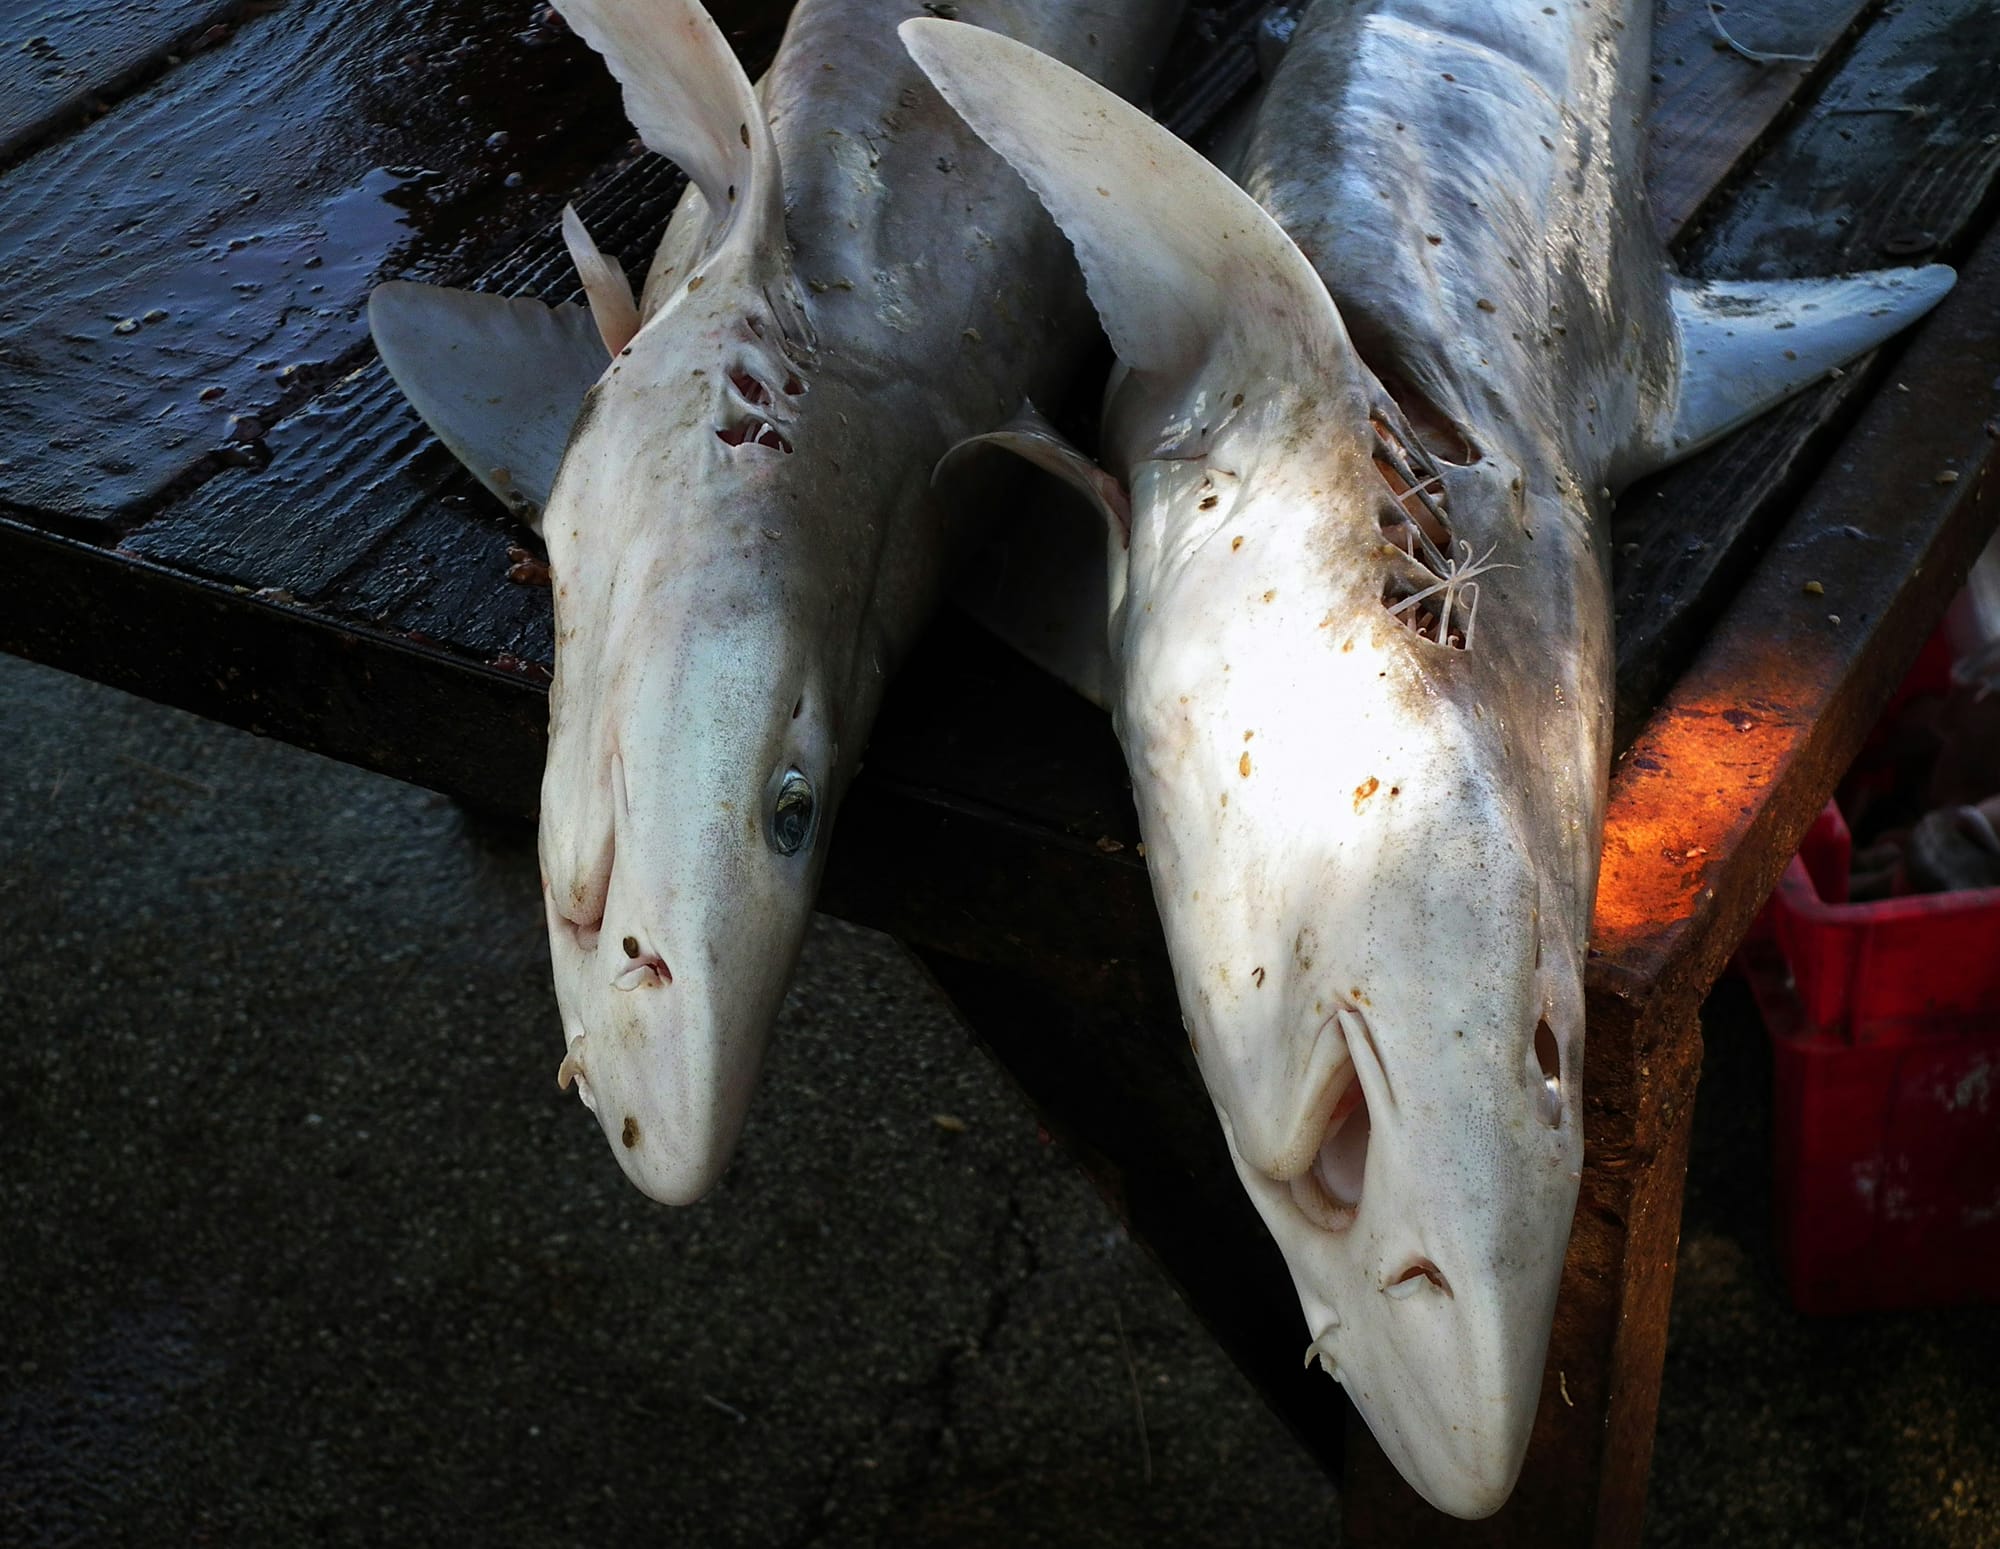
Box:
2;650;1996;1547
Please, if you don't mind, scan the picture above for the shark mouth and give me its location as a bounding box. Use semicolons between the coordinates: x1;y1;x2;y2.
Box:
1289;1081;1370;1231
1285;1009;1374;1232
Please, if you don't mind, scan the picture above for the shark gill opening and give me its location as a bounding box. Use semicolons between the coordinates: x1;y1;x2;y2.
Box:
1375;369;1479;468
716;420;793;452
715;345;802;452
729;367;773;406
1367;372;1500;651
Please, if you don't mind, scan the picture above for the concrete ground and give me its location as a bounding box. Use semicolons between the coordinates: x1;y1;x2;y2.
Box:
1;650;1995;1547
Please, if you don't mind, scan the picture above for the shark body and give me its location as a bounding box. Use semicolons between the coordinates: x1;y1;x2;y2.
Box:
370;0;1180;1204
905;2;1952;1516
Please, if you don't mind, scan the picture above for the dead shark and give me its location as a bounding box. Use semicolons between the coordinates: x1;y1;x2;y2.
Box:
368;0;1180;1204
903;4;1952;1516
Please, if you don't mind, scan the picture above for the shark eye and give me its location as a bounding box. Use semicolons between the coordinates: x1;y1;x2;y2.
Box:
1534;1018;1563;1128
769;767;817;856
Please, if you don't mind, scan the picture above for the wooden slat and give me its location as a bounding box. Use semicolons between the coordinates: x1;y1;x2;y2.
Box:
80;0;1881;699
0;515;551;816
1646;0;1878;242
0;0;244;165
0;0;636;527
1612;0;2000;745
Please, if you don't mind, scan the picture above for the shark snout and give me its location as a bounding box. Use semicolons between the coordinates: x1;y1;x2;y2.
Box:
539;793;764;1206
1347;1280;1549;1520
546;934;750;1206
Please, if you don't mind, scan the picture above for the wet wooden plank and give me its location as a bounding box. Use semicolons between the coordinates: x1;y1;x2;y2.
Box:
1646;0;1878;242
0;0;244;165
1612;0;2000;746
120;153;689;662
0;0;640;528
101;0;1875;691
0;517;550;816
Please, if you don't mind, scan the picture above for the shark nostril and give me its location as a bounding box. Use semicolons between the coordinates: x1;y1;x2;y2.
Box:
1384;1259;1452;1299
1534;1017;1563;1128
612;940;673;991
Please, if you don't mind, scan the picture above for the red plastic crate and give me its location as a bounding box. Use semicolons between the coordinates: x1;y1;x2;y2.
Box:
1741;799;2000;1315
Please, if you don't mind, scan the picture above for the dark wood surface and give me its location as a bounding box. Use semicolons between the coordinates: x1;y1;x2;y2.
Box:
1612;0;2000;744
1644;0;1877;242
0;0;247;167
3;2;1998;1544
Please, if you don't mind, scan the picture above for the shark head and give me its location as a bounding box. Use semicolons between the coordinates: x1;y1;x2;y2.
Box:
902;16;1593;1515
371;0;852;1203
529;111;837;1198
534;305;835;1203
1114;434;1584;1518
537;595;835;1202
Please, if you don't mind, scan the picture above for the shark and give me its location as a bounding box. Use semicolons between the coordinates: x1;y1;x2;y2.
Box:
367;0;1181;1205
902;2;1953;1517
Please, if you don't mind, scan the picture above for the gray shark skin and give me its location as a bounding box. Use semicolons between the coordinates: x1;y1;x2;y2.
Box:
903;1;1951;1517
370;0;1181;1206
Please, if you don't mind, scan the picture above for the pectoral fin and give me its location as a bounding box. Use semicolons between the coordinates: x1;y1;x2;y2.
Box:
368;282;607;531
900;17;1355;393
937;405;1125;708
1663;266;1956;460
937;401;1131;544
551;0;781;275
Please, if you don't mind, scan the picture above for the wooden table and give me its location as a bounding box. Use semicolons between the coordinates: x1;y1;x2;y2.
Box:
3;1;1996;1542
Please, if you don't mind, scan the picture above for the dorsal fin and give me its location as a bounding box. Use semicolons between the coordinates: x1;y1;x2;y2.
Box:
900;17;1352;388
1663;267;1955;460
550;0;781;269
561;205;641;355
368;282;607;532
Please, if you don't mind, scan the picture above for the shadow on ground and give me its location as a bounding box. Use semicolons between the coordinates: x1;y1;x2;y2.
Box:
0;654;1993;1545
